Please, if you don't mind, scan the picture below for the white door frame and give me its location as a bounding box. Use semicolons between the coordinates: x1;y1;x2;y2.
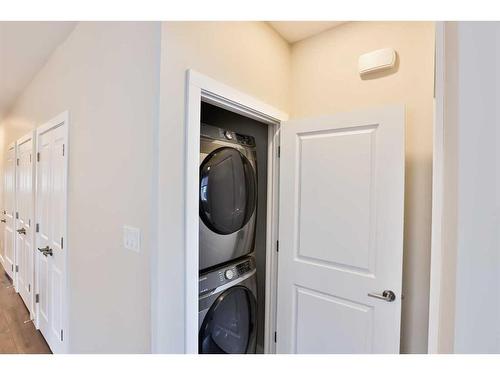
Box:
34;111;70;353
184;69;288;354
15;130;36;317
427;21;445;354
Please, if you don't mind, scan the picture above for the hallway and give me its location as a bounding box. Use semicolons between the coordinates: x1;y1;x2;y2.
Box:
0;271;51;354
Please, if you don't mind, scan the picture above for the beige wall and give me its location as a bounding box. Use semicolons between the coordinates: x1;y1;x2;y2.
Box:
290;21;435;353
155;21;291;352
0;22;161;353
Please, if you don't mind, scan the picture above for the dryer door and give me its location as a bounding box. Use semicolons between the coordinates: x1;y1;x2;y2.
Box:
199;285;257;354
199;147;257;235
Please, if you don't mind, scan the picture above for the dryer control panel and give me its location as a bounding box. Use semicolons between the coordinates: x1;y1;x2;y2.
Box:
199;256;256;295
201;123;256;147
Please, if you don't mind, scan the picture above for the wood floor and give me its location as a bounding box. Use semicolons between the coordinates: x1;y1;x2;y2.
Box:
0;270;51;354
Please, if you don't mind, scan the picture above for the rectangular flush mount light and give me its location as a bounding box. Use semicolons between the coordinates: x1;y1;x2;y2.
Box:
358;48;397;76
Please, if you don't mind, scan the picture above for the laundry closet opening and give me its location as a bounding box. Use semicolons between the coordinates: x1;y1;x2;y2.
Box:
198;101;272;354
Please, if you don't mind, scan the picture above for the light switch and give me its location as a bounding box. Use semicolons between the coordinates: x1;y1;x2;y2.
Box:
123;225;141;253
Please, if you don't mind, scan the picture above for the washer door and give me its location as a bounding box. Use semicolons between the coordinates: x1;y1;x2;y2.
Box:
199;286;257;354
200;147;257;235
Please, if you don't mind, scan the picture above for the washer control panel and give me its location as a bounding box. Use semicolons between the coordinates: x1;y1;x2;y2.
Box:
199;257;255;295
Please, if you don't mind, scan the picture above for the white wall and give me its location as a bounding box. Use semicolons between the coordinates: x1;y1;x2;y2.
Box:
451;22;500;353
154;21;291;353
0;22;161;353
289;21;435;353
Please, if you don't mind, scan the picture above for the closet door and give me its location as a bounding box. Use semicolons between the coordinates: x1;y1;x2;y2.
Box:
3;143;16;280
16;133;35;313
35;112;68;354
276;106;405;354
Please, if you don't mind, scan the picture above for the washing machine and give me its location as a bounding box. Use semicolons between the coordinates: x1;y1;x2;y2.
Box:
199;123;257;271
199;256;257;354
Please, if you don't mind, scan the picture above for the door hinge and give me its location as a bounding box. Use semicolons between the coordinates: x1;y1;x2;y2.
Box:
277;146;281;158
11;264;13;272
16;212;19;219
36;223;39;232
274;331;277;343
29;154;32;163
37;152;40;162
276;240;279;252
60;330;64;342
62;144;65;156
35;294;40;303
15;265;19;273
28;284;31;292
16;158;19;166
61;237;64;249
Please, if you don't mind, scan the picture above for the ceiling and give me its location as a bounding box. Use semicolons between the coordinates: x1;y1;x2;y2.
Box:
0;22;77;120
268;21;346;44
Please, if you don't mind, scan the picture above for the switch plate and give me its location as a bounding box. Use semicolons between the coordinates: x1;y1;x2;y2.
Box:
123;225;141;253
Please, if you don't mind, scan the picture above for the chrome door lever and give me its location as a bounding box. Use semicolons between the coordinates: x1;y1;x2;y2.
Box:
1;219;6;223
368;290;396;302
37;246;50;254
17;228;26;235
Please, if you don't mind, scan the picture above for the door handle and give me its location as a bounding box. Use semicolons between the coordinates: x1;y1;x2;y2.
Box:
17;228;26;235
1;219;5;223
42;248;53;257
37;246;52;257
368;290;396;302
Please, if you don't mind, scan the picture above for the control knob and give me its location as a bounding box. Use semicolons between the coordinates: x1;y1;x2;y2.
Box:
224;269;235;280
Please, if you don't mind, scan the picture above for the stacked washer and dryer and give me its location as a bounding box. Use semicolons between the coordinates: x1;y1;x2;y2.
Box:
198;123;259;354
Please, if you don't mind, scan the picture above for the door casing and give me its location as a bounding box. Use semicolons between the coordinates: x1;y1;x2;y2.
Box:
182;70;287;354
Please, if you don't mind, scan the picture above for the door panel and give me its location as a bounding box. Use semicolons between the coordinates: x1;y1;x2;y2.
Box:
277;106;405;354
16;136;34;312
37;130;51;335
295;287;373;354
36;114;68;354
3;144;16;280
48;125;65;347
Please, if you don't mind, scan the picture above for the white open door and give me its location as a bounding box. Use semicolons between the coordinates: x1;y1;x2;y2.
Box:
276;105;405;354
16;132;35;314
35;112;69;353
3;143;17;281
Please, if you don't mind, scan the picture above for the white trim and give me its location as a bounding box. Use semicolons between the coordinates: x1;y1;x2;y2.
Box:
184;69;287;354
263;123;280;353
34;110;70;354
428;21;445;354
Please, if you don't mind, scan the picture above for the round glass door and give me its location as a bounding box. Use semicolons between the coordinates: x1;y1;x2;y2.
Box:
200;147;257;235
199;286;257;354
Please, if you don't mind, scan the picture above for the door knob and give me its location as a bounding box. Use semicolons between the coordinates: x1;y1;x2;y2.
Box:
1;219;5;223
368;290;396;302
17;228;26;235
